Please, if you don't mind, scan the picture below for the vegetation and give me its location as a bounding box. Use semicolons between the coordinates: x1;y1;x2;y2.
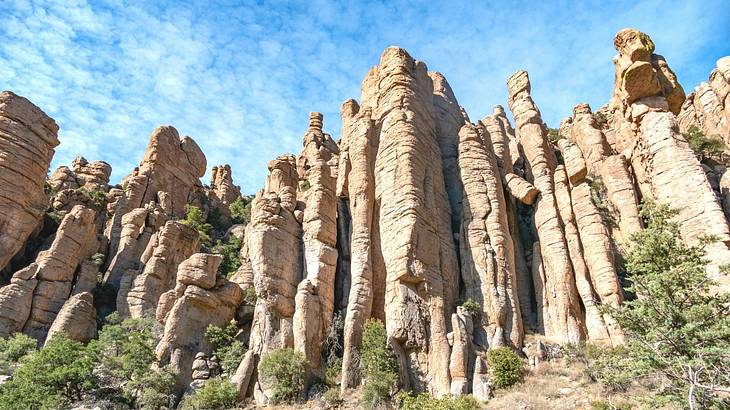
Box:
210;235;242;277
0;333;37;375
182;204;213;247
78;187;108;210
594;200;730;408
683;125;727;162
180;377;238;410
229;196;253;225
459;298;480;316
204;321;246;375
395;392;481;410
547;127;566;143
243;287;257;306
91;252;105;267
593;111;608;129
361;319;399;409
487;347;524;389
321;386;343;407
258;348;308;404
0;333;97;409
589;175;617;228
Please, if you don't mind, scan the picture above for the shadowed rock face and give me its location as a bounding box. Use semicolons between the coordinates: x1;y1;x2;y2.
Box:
0;91;59;273
1;26;730;404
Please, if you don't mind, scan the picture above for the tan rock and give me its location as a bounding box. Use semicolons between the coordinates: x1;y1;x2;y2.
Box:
503;173;539;205
458;123;522;349
448;307;474;395
507;70;582;343
557;139;588;184
0;91;59;272
45;291;96;345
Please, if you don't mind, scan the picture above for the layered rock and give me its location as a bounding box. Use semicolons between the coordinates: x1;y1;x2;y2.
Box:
447;307;474;396
0;91;59;272
0;205;98;342
507;70;582;343
156;253;243;395
678;56;730;142
118;220;199;318
209;164;241;224
293;113;339;378
44;291;97;345
364;47;458;394
458;123;522;349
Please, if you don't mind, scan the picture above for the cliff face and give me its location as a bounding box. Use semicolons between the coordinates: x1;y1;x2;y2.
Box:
0;28;729;403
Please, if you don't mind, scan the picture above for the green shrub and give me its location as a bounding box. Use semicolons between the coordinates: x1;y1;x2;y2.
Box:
0;333;97;409
683;125;726;161
547;128;566;143
486;347;524;389
204;321;246;375
594;111;609;129
563;342;641;392
182;205;213;247
180;377;238;410
590;399;632;410
0;333;37;375
601;201;730;407
210;236;242;277
78;187;107;210
258;348;307;404
324;356;342;387
589;176;617;228
460;298;480;315
395;392;481;410
229;197;252;225
322;387;343;407
125;367;175;409
361;319;398;408
243;287;257;306
91;252;105;267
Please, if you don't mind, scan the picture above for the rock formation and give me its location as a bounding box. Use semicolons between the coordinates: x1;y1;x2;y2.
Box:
0;91;59;272
1;26;729;407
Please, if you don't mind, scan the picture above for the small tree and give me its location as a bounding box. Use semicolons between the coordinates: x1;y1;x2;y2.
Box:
180;377;238;410
683;125;726;162
258;348;308;404
0;333;37;375
204;321;246;375
229;196;253;225
182;205;213;247
0;333;97;409
210;235;242;278
605;201;730;408
361;319;398;409
487;347;524;388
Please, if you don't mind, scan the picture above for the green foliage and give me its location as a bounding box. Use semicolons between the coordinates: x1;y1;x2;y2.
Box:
0;333;97;409
78;187;107;210
563;343;643;392
589;176;617;228
395;392;481;410
487;347;524;389
361;319;398;408
594;111;609;129
180;377;238;410
683;125;727;162
244;287;257;306
229;197;253;225
91;252;105;267
590;399;632;410
325;356;343;387
600;200;730;408
46;210;64;224
547;127;566;143
322;387;343;407
210;235;242;277
300;179;312;191
204;321;246;375
88;313;174;407
0;333;37;375
182;205;213;247
460;298;480;316
258;348;308;404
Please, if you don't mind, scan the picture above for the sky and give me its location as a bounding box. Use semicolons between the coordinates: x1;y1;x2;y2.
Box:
1;0;729;194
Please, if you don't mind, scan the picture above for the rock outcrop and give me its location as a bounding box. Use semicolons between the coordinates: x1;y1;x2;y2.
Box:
678;57;730;142
0;91;59;272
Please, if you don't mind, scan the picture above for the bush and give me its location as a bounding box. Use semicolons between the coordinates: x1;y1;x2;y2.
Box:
180;377;238;410
78;187;107;210
322;387;343;407
601;201;730;407
547;128;566;143
361;319;398;408
126;367;175;409
325;356;343;388
0;333;37;375
243;287;257;306
91;252;105;267
229;197;253;225
589;176;617;228
460;298;480;316
563;342;642;392
0;333;97;409
395;392;481;410
683;125;726;161
182;205;213;247
210;236;242;278
204;321;246;375
487;347;524;388
258;348;307;404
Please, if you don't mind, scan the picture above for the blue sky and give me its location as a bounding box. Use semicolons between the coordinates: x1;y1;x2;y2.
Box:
1;0;729;193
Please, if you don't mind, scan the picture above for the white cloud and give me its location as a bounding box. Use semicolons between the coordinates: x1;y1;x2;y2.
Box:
0;0;728;193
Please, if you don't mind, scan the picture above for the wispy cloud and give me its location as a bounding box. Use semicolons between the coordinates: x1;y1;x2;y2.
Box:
1;0;728;193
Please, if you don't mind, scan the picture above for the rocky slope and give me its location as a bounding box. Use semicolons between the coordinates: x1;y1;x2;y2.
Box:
0;28;729;406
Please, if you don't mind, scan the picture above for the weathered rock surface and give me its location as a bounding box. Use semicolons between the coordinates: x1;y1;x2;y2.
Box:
45;291;97;345
156;253;243;395
678;56;730;142
0;91;59;272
